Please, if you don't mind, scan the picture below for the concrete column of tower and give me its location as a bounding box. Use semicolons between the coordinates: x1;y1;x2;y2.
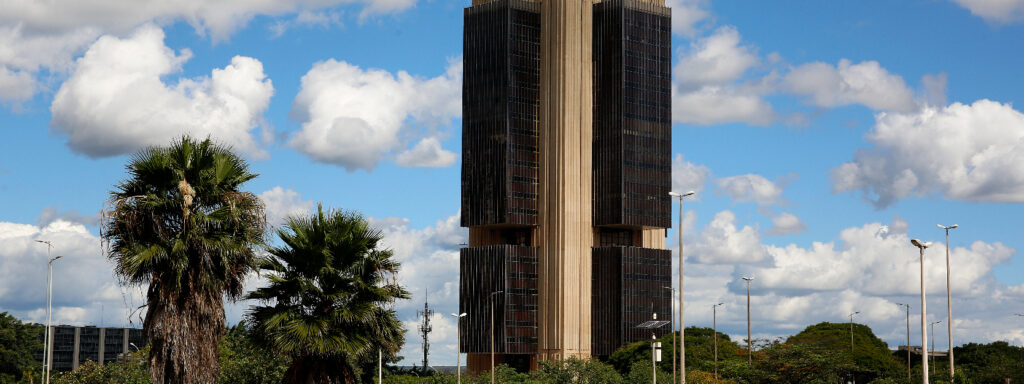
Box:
537;0;594;362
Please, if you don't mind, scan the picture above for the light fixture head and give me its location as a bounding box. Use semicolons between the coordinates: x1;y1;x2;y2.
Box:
950;224;958;229
741;276;754;281
717;302;724;306
911;239;930;249
53;255;63;261
451;312;467;317
669;191;696;197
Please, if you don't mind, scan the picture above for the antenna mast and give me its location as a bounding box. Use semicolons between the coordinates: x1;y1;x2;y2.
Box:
416;289;434;372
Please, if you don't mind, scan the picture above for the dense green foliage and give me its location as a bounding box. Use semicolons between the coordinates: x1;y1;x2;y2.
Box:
0;313;42;383
102;136;267;384
51;348;150;384
217;324;289;384
247;204;409;384
953;341;1024;383
786;322;903;382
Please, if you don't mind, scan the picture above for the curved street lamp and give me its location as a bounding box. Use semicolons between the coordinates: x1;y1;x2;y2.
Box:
741;276;754;366
451;313;468;384
937;223;957;381
669;190;694;384
488;290;504;384
911;238;931;384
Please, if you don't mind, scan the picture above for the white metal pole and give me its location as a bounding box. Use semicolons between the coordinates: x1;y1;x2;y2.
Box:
678;195;684;384
917;242;930;384
45;255;59;384
452;313;466;384
489;291;502;384
457;318;462;384
36;240;52;384
45;258;51;384
713;304;720;380
742;277;753;366
940;224;956;382
670;191;692;384
652;331;657;384
378;348;382;384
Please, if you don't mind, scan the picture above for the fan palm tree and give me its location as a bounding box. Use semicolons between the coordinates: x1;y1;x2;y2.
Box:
247;204;409;384
102;136;266;384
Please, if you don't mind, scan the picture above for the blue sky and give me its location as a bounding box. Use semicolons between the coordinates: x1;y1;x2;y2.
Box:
2;0;1023;366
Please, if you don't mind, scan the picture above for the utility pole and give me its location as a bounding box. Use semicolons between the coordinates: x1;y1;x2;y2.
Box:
742;276;754;366
451;313;467;384
938;223;958;382
912;239;931;384
897;303;911;383
663;287;676;384
849;311;860;353
670;190;694;384
930;320;943;377
35;240;58;384
489;290;504;384
712;302;723;380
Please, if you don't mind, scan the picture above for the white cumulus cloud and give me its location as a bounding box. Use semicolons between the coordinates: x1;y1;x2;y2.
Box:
951;0;1024;23
0;219;145;327
665;0;710;37
395;137;458;168
672;26;775;126
50;25;274;158
675;26;759;88
259;187;314;229
832;99;1024;207
289;58;461;171
672;154;710;199
0;0;416;102
767;212;806;236
715;174;784;206
691;210;766;264
782;59;915;112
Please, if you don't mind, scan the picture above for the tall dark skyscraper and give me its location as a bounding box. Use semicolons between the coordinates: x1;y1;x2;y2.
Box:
460;0;672;371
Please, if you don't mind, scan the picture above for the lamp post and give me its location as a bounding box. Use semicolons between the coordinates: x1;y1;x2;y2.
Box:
912;238;931;384
897;303;911;382
35;240;58;384
489;290;504;384
937;223;957;382
663;286;676;384
712;302;724;379
669;190;694;384
451;312;467;384
742;276;754;366
930;320;943;376
849;311;860;353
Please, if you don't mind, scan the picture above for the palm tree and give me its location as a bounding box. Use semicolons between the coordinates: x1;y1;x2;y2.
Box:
247;204;409;384
102;136;266;384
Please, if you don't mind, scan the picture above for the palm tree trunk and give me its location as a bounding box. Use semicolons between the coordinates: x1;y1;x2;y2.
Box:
145;275;226;384
283;355;356;384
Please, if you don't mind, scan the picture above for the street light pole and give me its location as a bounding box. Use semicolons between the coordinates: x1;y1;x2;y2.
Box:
35;240;58;384
712;302;723;380
912;239;931;384
742;276;754;367
451;313;467;384
489;290;504;384
849;311;860;353
930;320;942;377
663;286;676;384
669;190;694;384
938;223;957;382
897;303;911;382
